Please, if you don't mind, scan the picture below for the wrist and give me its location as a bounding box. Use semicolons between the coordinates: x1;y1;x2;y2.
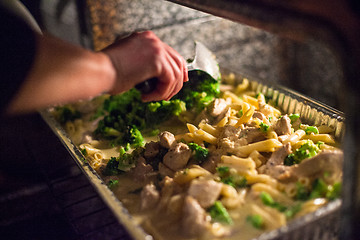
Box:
96;51;117;93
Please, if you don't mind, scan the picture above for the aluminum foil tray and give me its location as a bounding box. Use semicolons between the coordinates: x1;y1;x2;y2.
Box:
40;74;345;240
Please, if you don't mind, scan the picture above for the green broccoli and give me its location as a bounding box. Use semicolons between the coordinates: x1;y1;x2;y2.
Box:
103;157;121;176
295;182;311;200
216;166;247;188
94;71;220;148
294;179;342;202
259;192;302;219
187;142;209;163
126;126;145;148
94;89;187;148
284;140;319;166
310;179;342;200
107;179;119;189
326;182;342;200
260;192;287;212
56;106;81;124
173;70;220;112
288;113;300;124
305;126;319;135
259;122;269;132
246;215;264;229
103;147;143;176
208;201;233;225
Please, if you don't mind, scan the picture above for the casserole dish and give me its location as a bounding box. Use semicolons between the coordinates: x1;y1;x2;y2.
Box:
40;71;344;240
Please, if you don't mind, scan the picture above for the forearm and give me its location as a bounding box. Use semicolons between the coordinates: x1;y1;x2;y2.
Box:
6;33;116;115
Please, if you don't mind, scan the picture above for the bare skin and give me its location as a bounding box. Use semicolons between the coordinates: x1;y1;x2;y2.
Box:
6;31;188;115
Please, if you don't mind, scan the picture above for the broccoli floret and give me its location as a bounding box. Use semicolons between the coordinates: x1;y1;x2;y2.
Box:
326;182;342;200
284;140;319;166
259;192;302;219
295;182;311;200
259;198;301;219
107;179;119;189
127;126;144;148
187;142;209;163
56;106;81;124
259;122;269;132
288;113;300;124
145;99;186;127
310;179;342;200
94;89;187;148
103;157;121;176
117;147;137;171
246;215;264;229
94;89;147;140
260;192;287;212
208;201;233;225
103;147;143;176
305;126;319;135
173;70;220;112
294;179;342;201
216;166;230;175
216;166;247;188
94;71;220;147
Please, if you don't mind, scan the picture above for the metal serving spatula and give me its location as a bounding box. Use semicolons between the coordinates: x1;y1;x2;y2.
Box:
135;41;221;94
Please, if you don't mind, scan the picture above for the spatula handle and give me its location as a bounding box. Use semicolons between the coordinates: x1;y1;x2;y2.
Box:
135;77;158;94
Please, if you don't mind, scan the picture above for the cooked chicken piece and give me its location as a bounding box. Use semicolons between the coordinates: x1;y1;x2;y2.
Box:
267;142;292;167
163;142;192;171
216;107;232;124
287;150;343;183
219;125;241;139
208;98;229;117
140;184;160;210
252;111;267;121
218;125;247;153
259;143;292;179
81;133;93;143
188;179;222;208
201;151;222;173
131;156;154;182
182;196;210;238
158;162;175;178
144;141;160;159
259;102;274;116
159;131;176;149
273;115;292;135
218;125;242;148
240;127;267;143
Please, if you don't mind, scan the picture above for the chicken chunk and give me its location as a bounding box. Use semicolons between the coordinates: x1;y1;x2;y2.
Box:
131;156;154;182
201;151;222;173
273;115;292;135
140;184;160;210
208;98;229;117
240;127;267;143
159;131;176;149
144;141;160;159
182;196;210;238
259;143;292;179
289;150;343;183
188;179;222;208
163;143;192;171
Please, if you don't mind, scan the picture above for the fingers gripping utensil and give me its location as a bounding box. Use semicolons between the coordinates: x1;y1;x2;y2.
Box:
135;41;221;94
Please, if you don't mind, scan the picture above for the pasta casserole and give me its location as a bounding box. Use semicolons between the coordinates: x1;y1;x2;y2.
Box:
53;73;343;240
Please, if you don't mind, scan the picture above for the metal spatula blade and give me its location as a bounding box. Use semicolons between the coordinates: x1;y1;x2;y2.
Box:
135;41;220;94
187;41;221;81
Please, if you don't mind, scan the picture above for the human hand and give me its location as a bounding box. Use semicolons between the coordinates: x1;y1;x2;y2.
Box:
102;31;188;101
